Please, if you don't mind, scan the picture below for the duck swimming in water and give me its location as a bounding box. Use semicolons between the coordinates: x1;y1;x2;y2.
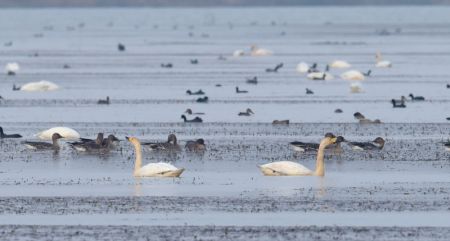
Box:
23;133;63;150
238;108;254;116
346;137;385;151
127;137;184;177
117;43;125;51
142;134;181;151
236;86;248;94
259;134;344;176
186;89;205;95
246;76;258;84
70;134;118;153
409;93;425;101
272;120;289;125
181;115;203;123
0;126;22;138
185;138;206;152
289;133;343;152
266;63;283;72
161;63;173;68
185;108;205;115
392;96;406;108
196;96;208;103
306;88;314;94
97;96;110;105
78;133;104;145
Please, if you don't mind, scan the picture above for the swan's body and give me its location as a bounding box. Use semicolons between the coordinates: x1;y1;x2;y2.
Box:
307;72;334;80
19;80;59;92
259;134;341;176
5;62;19;75
376;52;392;68
350;82;363;93
296;62;309;73
127;136;184;177
330;60;351;68
250;45;272;56
341;70;365;81
36;127;80;140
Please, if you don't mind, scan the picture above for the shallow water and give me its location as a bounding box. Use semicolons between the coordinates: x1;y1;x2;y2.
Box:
1;6;450;241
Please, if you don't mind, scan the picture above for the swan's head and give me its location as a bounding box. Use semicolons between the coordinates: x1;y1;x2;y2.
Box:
126;136;141;146
320;133;339;147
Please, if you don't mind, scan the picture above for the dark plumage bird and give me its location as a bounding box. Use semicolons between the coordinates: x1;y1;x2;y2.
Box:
265;63;283;72
190;59;199;64
272;120;289;125
70;134;118;152
142;134;181;151
353;112;366;120
78;133;104;145
311;73;327;80
236;86;248;94
186;89;205;95
12;84;20;91
246;76;258;84
363;70;372;77
290;133;345;152
118;43;125;51
0;126;22;138
181;115;203;123
238;108;254;116
308;63;318;73
185;108;205;115
443;141;450;151
161;63;173;68
185;138;206;152
334;109;343;113
409;93;425;101
306;88;314;94
97;96;110;105
23;133;63;150
196;96;208;103
447;84;450;89
392;96;406;108
63;64;71;69
346;137;385;151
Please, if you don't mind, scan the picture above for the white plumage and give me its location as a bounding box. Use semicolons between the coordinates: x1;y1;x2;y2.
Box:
36;127;80;140
135;162;181;177
5;62;20;73
296;62;309;73
340;70;365;81
259;161;313;176
330;60;351;68
20;80;59;92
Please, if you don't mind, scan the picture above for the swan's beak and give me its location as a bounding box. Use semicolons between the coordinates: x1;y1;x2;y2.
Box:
126;136;130;141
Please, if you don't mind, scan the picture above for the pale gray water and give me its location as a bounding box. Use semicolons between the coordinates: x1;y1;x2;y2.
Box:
1;6;450;241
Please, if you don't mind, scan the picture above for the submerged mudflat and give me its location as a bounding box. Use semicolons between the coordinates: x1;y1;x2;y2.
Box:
1;6;450;241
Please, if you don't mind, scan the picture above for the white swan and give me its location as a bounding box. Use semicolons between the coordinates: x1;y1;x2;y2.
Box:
340;70;365;81
5;62;19;75
259;134;339;176
36;127;80;140
329;60;351;68
375;51;392;68
307;72;334;80
350;82;363;93
19;80;59;92
250;45;272;56
233;49;245;57
127;136;185;177
296;62;309;73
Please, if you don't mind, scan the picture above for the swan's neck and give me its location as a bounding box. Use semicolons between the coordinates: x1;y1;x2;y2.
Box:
314;145;326;176
133;142;142;175
52;138;60;148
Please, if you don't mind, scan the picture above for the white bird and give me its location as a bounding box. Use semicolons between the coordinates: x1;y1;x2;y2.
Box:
296;62;309;73
5;62;20;75
233;49;245;57
127;136;184;177
329;60;351;68
259;134;341;176
250;45;272;56
375;51;392;68
36;127;80;140
18;80;59;92
307;72;334;80
340;70;365;81
350;82;363;93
